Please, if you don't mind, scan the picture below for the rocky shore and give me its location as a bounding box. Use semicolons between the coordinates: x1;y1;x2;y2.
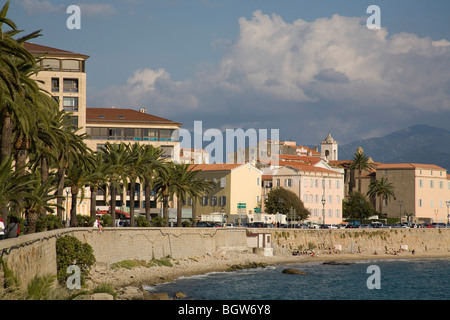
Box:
85;248;450;300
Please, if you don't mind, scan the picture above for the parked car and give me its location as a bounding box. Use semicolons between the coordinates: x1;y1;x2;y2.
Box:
196;221;213;227
431;223;446;228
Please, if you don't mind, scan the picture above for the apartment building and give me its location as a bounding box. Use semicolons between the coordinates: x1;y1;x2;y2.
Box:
263;162;345;225
24;42;89;133
183;163;262;223
374;163;450;224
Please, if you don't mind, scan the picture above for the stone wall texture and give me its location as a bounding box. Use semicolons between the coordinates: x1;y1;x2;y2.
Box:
0;227;449;289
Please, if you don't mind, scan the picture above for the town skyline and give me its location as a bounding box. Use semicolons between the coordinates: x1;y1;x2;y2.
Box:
8;0;450;145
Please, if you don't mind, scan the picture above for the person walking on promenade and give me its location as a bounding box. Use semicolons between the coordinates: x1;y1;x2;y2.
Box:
5;216;20;238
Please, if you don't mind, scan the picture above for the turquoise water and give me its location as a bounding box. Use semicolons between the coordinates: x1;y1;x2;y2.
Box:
145;258;450;300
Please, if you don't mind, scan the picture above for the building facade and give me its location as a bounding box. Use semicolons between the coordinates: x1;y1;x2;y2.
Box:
24;42;89;133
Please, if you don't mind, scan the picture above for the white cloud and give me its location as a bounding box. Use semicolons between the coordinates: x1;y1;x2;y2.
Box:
89;10;450;144
17;0;64;15
78;3;117;17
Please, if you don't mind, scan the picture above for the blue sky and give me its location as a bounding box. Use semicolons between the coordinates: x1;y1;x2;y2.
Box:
7;0;450;148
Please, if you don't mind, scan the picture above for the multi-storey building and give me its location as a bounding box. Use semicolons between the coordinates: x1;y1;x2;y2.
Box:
374;163;450;224
183;163;262;224
263;162;345;225
24;42;89;133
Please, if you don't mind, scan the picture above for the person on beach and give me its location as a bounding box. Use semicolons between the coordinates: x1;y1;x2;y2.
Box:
0;218;5;240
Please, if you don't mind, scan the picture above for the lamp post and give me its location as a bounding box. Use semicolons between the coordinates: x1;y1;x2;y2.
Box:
65;188;70;227
446;200;450;225
321;179;326;226
434;209;439;224
398;200;403;224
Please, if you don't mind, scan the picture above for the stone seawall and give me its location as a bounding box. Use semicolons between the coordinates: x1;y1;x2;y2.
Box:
269;228;450;254
0;227;449;289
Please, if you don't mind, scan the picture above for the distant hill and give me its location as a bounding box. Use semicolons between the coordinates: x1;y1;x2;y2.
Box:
338;125;450;171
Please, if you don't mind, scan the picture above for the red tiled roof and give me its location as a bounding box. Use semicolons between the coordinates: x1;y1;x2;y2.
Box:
86;108;182;126
24;42;90;59
376;163;446;171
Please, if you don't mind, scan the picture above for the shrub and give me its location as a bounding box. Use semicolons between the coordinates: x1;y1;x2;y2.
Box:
136;215;150;227
76;214;95;227
56;236;96;285
36;215;63;232
100;214;112;227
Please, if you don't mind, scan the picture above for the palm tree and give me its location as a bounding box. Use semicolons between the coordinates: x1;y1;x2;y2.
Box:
0;156;34;221
100;142;133;223
22;172;61;234
65;154;96;227
367;177;396;216
86;151;112;218
140;144;165;223
350;149;374;193
188;175;215;227
154;162;178;227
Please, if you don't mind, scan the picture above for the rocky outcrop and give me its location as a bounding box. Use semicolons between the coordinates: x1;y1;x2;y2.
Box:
282;268;307;275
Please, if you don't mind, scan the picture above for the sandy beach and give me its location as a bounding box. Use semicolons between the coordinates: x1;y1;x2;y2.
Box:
86;247;450;299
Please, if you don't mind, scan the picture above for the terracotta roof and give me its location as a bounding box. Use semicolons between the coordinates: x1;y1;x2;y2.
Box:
86;108;182;126
277;161;341;175
262;174;273;180
188;163;244;172
376;163;447;171
24;42;90;59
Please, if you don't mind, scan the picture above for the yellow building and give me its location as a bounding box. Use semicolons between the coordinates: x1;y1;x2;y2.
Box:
374;163;450;224
24;42;89;133
185;163;263;222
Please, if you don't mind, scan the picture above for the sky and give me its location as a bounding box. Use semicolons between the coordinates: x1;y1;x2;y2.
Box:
7;0;450;148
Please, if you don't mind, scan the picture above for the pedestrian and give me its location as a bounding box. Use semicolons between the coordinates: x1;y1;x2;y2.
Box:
5;216;20;238
0;218;5;240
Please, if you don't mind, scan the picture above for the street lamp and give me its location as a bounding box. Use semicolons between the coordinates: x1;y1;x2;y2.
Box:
321;195;326;226
434;209;439;224
398;200;403;224
446;200;450;225
65;188;70;227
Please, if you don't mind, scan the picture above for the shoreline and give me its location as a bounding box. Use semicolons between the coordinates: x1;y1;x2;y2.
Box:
87;249;450;298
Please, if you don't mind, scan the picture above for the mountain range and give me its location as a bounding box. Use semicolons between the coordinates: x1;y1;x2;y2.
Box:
338;124;450;171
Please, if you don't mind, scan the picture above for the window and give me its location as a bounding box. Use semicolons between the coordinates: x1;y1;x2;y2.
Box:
328;209;333;217
42;59;60;71
160;129;174;141
63;78;78;92
220;177;226;188
63;97;78;111
219;196;226;206
337;195;341;204
276;179;280;187
51;78;59;92
69;116;78;127
202;196;209;206
142;129;158;141
440;181;444;189
62;59;80;72
109;128;124;140
419;199;423;207
303;195;307;203
124;128;135;140
419;179;423;187
210;196;217;206
161;146;174;159
430;180;434;188
336;209;340;218
285;179;292;187
257;177;260;186
430;199;434;208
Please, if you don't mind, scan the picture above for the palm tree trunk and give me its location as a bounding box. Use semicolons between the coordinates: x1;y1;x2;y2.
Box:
177;197;182;227
129;180;136;227
0;110;13;163
110;184;116;223
163;194;169;227
90;185;98;218
26;209;39;234
57;167;66;221
191;199;197;228
358;169;362;193
70;186;78;227
40;156;49;218
144;178;151;222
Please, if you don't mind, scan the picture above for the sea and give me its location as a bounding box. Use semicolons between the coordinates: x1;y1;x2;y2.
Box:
144;258;450;301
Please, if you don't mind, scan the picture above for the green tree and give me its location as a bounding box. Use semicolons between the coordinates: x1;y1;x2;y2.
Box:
367;177;396;216
350;149;374;193
342;191;374;221
264;187;309;221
